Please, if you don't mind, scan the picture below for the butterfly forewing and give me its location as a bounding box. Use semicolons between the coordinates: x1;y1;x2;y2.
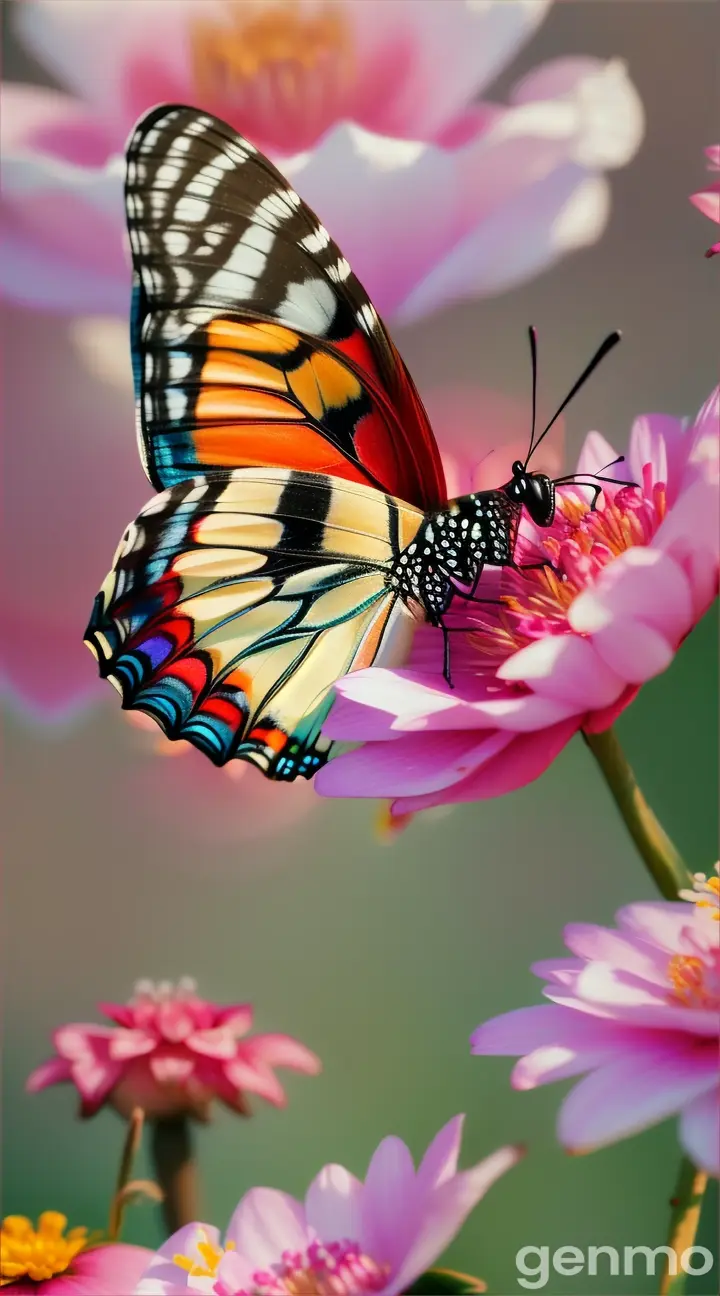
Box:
126;104;446;512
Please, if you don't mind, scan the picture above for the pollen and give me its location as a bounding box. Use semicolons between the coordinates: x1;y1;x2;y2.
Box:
680;866;720;920
1;1212;88;1284
191;1;352;110
467;479;667;671
666;954;720;1010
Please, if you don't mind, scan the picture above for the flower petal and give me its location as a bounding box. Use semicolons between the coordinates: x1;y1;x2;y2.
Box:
562;923;669;985
346;0;553;141
416;1115;464;1192
510;57;644;169
679;1086;720;1176
186;1028;238;1060
68;1244;154;1296
108;1030;156;1061
616;902;698;952
683;386;720;492
326;669;459;740
391;719;578;812
497;634;624;710
360;1136;418;1271
225;1188;310;1264
585;618;675;685
15;0;189;127
627;413;684;503
317;729;514;800
576;430;624;480
396;164;610;320
25;1056;73;1091
568;547;693;649
135;1223;221;1295
305;1163;363;1241
558;1051;718;1152
387;1147;523;1296
239;1033;322;1075
471;1002;641;1058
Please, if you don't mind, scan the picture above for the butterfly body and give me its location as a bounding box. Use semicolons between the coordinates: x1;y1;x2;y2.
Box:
87;103;621;781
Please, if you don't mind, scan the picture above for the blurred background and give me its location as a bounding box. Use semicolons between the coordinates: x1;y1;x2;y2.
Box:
2;2;718;1292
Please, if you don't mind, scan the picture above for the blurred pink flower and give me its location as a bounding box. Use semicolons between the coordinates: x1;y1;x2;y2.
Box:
125;713;318;848
135;1116;521;1295
471;893;720;1175
421;384;564;502
690;144;720;258
27;979;321;1120
1;1211;150;1295
2;0;644;318
316;387;720;813
1;306;141;718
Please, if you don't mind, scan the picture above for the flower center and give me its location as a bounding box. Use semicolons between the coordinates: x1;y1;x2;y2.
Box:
666;953;720;1010
241;1241;388;1296
680;867;720;921
1;1213;88;1285
173;1229;234;1279
190;1;353;153
468;480;665;669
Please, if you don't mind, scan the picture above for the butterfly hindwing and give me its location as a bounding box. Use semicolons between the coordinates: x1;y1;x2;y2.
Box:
85;470;422;778
126;104;446;511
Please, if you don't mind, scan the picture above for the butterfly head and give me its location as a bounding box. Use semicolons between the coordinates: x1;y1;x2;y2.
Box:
502;461;556;526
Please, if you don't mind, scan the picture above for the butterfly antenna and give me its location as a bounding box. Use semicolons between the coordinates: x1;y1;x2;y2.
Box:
524;325;539;464
525;330;622;467
554;454;629;486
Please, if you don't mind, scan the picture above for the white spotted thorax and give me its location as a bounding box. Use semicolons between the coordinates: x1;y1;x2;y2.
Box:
389;491;516;622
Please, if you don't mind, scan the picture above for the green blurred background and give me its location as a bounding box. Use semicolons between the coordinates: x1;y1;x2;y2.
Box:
2;2;718;1293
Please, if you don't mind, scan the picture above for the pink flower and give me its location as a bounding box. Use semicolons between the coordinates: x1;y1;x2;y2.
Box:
2;0;644;319
690;145;720;258
134;1116;521;1295
1;1211;151;1294
471;894;720;1175
27;979;321;1120
316;387;720;813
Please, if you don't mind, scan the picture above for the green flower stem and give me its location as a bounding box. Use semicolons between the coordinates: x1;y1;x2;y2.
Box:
582;727;691;899
151;1115;198;1234
660;1157;709;1295
107;1107;144;1241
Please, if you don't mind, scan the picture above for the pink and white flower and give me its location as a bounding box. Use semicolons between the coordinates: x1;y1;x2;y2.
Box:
2;0;644;319
0;1211;151;1295
27;979;321;1120
134;1116;521;1295
316;387;720;814
690;145;720;258
471;893;720;1175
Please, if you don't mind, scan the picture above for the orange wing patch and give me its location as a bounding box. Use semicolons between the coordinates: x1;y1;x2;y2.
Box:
288;351;362;420
192;423;373;479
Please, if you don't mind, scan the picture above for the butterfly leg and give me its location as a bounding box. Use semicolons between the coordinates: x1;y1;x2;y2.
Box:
511;558;557;575
447;560;502;608
440;621;455;690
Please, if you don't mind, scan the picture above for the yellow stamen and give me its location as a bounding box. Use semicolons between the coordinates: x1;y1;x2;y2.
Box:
1;1213;88;1284
173;1230;235;1279
666;954;720;1010
191;1;352;104
680;867;720;920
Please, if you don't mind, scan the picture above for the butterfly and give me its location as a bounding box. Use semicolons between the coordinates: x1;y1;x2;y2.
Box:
86;104;622;781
